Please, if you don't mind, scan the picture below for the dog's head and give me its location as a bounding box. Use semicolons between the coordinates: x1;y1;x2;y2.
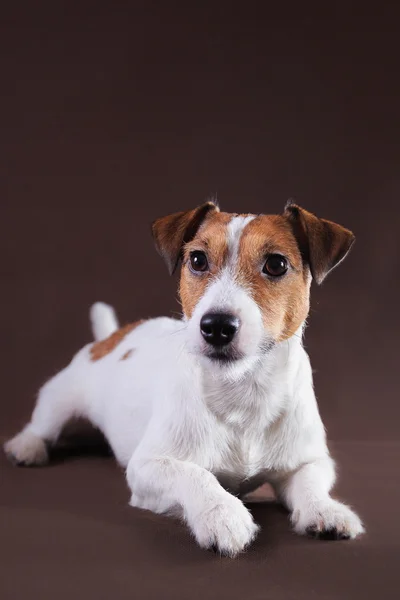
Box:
152;201;354;375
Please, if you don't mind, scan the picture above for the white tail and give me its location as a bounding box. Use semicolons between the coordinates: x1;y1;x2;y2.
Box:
90;302;119;341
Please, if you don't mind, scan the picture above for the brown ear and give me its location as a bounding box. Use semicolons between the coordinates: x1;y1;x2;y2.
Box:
151;201;219;274
284;201;355;284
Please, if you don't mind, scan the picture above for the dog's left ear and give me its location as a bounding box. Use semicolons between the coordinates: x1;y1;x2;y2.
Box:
152;201;219;274
284;201;355;284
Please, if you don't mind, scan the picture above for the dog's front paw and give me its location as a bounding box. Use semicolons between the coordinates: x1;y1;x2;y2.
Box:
190;494;259;557
292;498;365;540
4;431;48;466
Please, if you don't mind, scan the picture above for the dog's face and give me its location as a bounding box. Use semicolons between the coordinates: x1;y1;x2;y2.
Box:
152;202;354;374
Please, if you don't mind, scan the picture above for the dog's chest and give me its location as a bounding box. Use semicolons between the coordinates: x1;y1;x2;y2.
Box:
213;431;270;495
202;377;287;494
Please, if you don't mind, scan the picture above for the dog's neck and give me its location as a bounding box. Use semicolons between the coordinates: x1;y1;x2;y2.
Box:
200;330;304;430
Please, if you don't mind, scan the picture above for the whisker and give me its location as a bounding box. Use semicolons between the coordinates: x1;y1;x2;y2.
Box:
166;325;188;337
175;339;188;363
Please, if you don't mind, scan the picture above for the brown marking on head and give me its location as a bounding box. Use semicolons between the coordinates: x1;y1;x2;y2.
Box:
236;215;311;341
90;320;145;361
235;206;355;341
120;349;135;361
152;201;220;275
180;211;233;318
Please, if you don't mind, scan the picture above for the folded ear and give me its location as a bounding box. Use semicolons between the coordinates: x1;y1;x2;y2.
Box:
284;201;355;284
152;201;219;274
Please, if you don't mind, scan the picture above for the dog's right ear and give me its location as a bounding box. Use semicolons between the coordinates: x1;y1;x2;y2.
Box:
151;202;219;275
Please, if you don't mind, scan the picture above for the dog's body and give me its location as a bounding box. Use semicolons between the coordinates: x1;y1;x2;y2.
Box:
5;202;364;555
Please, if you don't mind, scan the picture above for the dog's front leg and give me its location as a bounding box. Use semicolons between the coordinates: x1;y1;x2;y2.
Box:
275;456;365;540
126;455;259;556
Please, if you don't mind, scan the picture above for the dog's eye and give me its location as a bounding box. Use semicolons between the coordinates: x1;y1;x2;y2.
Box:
190;251;209;273
263;254;288;277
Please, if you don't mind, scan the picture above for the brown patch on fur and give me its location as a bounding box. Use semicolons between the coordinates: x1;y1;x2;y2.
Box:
152;202;219;275
236;216;311;341
120;349;134;361
179;212;232;318
90;321;145;361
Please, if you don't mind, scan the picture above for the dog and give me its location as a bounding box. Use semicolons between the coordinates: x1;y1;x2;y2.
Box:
4;200;364;556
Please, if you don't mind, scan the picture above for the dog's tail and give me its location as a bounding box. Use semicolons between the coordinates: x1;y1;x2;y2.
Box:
90;302;119;341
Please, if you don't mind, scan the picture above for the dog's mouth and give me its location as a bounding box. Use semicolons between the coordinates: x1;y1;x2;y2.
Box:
204;346;243;364
201;337;275;365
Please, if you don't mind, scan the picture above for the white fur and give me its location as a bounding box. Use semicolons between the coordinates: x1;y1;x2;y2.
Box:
90;302;118;341
4;430;48;466
4;223;364;555
227;215;255;264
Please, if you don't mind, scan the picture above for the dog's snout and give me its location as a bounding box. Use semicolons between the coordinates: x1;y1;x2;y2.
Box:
200;313;239;346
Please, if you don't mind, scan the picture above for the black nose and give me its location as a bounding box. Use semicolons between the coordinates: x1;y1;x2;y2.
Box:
200;313;240;346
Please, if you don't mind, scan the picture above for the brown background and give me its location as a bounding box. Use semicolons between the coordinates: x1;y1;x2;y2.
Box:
1;3;399;599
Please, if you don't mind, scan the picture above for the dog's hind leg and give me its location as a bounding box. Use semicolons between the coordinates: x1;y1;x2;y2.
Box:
4;363;87;466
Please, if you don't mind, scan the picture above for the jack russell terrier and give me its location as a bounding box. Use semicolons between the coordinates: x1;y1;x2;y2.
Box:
4;200;364;556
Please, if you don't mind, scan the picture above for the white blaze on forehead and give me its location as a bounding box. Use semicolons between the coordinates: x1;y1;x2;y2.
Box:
186;213;264;366
227;215;255;267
